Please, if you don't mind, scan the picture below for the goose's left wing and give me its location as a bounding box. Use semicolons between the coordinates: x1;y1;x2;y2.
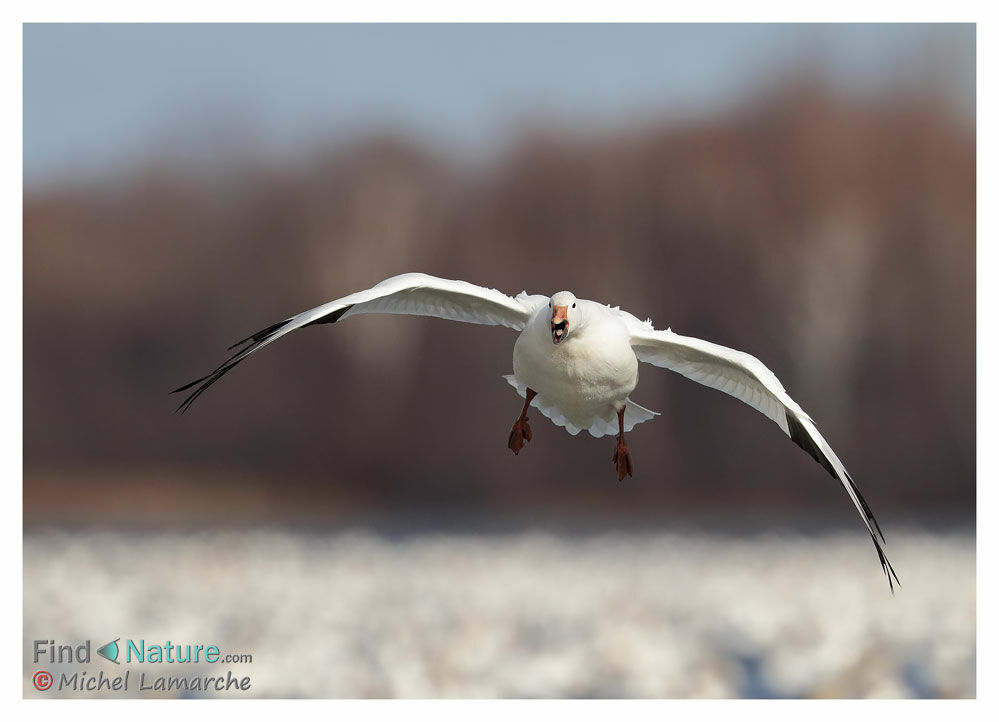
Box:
623;314;898;591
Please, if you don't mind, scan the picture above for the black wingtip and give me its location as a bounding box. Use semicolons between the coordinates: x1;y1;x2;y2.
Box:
302;303;353;328
785;410;837;477
871;531;901;594
170;318;295;413
847;471;886;545
170;304;354;414
226;319;292;351
784;411;886;544
784;411;895;590
170;374;212;396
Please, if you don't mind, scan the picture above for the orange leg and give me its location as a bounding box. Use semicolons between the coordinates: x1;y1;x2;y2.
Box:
612;407;634;481
507;388;538;455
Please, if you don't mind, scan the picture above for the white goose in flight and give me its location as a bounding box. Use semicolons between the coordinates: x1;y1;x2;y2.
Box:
174;272;898;590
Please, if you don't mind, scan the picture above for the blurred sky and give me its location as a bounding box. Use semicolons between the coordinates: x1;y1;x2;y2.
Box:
23;23;974;190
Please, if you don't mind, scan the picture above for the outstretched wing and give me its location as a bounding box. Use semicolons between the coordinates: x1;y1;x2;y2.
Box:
173;273;542;413
623;313;898;591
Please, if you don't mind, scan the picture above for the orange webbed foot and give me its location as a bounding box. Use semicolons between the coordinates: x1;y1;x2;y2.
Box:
612;437;633;481
508;417;533;455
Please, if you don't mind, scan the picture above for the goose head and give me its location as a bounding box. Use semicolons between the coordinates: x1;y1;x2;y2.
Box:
548;291;580;345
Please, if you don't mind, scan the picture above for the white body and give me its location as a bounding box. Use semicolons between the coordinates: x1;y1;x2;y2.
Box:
509;299;653;436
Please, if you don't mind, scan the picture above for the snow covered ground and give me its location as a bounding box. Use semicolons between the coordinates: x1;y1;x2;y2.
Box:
23;526;974;698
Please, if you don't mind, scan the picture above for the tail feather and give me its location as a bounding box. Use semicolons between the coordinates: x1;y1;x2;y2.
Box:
501;375;658;438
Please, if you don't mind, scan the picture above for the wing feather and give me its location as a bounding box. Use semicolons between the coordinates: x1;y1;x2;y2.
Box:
623;314;898;591
172;273;541;412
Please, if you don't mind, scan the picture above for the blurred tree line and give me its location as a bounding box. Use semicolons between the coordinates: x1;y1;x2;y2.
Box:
23;84;974;524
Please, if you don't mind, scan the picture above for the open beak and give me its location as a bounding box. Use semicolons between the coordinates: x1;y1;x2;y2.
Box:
551;305;569;344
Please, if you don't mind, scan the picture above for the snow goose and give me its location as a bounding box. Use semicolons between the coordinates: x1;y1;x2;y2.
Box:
174;272;898;590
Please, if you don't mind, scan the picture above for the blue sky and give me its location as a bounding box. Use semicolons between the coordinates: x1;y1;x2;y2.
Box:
23;23;974;188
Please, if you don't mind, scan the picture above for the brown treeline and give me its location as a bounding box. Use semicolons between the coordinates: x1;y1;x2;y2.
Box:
24;87;974;523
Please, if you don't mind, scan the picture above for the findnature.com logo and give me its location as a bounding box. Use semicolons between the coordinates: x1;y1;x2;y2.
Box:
30;638;254;695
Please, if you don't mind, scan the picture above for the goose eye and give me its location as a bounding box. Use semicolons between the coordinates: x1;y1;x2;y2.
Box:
572;302;576;308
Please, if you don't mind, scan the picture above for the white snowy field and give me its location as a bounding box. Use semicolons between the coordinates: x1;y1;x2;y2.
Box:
23;526;974;698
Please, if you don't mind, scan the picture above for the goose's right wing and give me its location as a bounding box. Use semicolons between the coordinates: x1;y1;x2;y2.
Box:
173;273;543;412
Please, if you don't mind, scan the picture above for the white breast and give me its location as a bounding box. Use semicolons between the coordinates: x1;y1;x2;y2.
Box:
508;302;653;437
